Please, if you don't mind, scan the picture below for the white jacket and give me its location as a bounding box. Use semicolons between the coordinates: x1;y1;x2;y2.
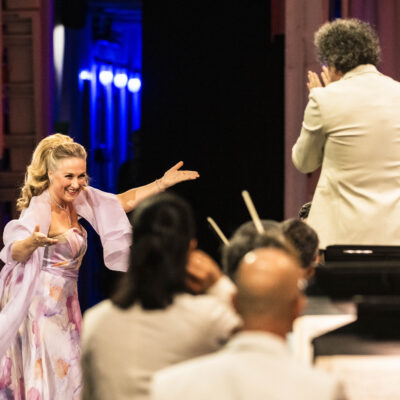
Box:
293;65;400;248
151;331;346;400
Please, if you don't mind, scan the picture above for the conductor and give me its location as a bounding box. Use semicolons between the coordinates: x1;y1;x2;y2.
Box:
292;19;400;249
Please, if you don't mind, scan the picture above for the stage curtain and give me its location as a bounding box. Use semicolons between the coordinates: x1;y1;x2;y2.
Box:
342;0;400;81
284;0;329;218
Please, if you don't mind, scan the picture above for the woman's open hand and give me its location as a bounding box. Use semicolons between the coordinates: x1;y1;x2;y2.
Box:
31;225;58;248
11;225;58;263
117;162;199;212
159;161;199;190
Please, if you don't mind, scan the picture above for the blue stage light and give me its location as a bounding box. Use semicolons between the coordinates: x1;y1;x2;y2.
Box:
79;70;92;81
99;69;114;86
128;77;142;93
114;73;128;88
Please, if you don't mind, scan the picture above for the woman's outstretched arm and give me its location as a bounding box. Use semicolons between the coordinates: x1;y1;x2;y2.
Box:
116;161;199;213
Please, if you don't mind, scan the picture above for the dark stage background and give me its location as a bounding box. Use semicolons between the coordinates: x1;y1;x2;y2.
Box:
137;0;284;260
80;0;285;309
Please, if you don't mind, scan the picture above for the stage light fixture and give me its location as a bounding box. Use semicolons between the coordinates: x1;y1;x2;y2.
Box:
114;73;128;88
99;69;114;85
128;77;142;93
79;70;92;81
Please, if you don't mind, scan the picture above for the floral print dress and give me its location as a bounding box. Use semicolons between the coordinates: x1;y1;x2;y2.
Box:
0;227;87;400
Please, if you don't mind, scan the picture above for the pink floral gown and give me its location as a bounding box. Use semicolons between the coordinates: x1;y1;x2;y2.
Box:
0;227;87;400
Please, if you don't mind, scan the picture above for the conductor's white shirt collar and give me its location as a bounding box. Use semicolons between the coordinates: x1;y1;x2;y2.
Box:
342;64;380;80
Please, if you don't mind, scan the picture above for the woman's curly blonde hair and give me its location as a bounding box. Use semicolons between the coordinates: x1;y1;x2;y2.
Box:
17;133;87;210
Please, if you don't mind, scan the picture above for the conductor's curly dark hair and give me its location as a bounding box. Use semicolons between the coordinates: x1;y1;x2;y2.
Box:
314;18;381;73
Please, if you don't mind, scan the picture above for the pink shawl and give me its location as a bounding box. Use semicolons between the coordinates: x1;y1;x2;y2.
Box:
0;186;131;358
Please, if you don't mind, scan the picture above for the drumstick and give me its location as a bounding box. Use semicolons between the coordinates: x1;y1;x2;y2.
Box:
241;190;264;234
207;217;229;245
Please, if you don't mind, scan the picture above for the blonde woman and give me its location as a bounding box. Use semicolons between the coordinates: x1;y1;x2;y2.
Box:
0;133;199;399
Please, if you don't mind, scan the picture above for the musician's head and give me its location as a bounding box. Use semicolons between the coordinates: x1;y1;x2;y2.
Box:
222;220;295;280
281;218;319;280
112;192;196;310
234;247;305;336
314;18;380;75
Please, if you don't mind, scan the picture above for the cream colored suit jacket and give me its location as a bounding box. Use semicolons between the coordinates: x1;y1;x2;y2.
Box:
151;332;346;400
293;65;400;249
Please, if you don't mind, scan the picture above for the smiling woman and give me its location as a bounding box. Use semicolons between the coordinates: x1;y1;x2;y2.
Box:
0;133;199;399
47;157;88;236
48;158;87;204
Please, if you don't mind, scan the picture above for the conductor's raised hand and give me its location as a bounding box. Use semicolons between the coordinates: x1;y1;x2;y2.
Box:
307;66;332;92
159;161;199;190
31;225;58;248
307;71;323;91
320;65;332;86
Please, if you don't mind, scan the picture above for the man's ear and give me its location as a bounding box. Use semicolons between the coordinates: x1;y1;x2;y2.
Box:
328;66;344;82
